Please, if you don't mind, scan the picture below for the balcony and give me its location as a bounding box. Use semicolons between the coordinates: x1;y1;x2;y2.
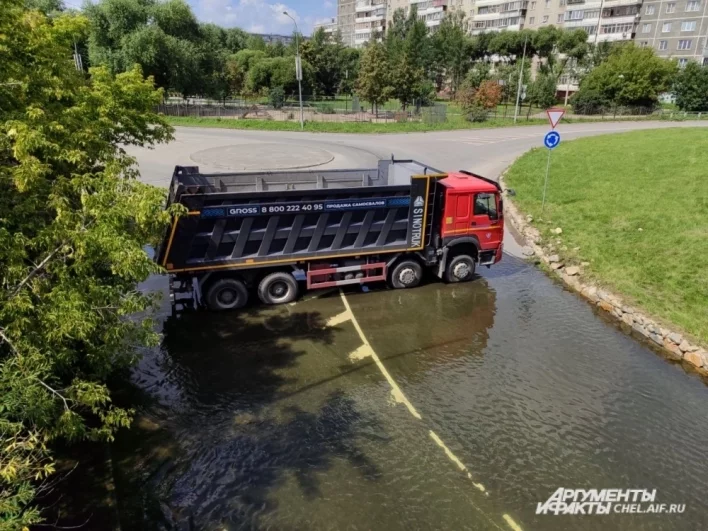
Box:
355;1;385;12
433;0;448;6
564;17;598;27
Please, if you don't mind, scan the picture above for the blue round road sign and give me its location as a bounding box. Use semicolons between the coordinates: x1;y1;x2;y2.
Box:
544;131;561;149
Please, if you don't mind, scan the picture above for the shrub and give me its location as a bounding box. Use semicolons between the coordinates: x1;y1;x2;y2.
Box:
466;105;489;122
474;80;503;110
269;86;285;109
571;88;607;115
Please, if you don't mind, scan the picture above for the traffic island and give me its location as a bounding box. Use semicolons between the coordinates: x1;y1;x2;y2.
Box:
499;128;708;379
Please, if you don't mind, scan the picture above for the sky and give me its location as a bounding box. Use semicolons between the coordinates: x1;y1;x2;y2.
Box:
186;0;336;35
62;0;337;36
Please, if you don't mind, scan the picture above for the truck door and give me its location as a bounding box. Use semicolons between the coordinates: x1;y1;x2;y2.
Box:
471;192;502;248
451;193;472;232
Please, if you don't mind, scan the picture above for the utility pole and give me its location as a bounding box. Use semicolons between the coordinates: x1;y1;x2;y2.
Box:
283;11;304;130
514;35;528;124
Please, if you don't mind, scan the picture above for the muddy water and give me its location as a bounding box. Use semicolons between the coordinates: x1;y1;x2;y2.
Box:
112;256;708;531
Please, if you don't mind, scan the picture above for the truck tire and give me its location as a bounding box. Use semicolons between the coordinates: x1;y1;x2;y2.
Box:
445;255;476;283
258;272;299;305
206;278;249;311
390;260;423;289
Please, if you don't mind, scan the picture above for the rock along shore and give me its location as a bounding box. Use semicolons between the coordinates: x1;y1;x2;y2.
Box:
499;171;708;380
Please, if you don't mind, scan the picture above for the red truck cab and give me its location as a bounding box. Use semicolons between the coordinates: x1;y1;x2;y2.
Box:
438;171;504;268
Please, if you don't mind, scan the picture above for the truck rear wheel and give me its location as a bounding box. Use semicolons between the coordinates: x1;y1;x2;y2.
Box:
206;278;249;311
390;260;423;289
445;255;476;283
258;272;299;305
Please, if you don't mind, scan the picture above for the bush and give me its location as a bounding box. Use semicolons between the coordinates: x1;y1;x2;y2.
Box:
474;80;503;110
571;88;607;115
466;105;489;122
269;86;285;109
319;104;336;114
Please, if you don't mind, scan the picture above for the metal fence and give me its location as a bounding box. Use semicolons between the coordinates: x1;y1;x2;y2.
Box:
157;97;708;125
157;95;452;124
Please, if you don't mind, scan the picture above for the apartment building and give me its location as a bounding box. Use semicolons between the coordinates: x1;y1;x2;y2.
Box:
472;0;530;34
314;17;339;39
350;0;387;46
338;0;357;46
634;0;708;65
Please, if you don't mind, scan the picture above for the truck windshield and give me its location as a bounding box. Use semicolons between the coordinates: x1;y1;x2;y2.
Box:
474;193;498;219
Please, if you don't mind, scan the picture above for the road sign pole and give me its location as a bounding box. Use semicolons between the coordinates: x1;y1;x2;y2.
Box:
541;148;552;215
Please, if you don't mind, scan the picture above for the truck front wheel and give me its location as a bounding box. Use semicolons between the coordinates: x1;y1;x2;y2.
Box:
258;272;299;305
390;260;423;289
445;255;476;283
206;278;249;311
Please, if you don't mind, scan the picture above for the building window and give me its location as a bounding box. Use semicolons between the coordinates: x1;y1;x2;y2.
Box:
642;23;651;33
542;14;549;22
567;10;584;19
681;21;696;31
659;40;668;50
678;58;689;67
645;4;655;14
666;2;675;12
686;1;701;11
557;13;564;22
559;0;566;5
530;1;536;8
662;22;671;32
677;39;692;49
545;0;551;7
529;16;535;23
640;41;648;47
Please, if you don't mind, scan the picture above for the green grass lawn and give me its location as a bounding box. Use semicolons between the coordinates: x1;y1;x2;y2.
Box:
167;115;568;133
504;128;708;343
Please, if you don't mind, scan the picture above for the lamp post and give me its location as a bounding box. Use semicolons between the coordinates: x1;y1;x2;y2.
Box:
283;11;304;129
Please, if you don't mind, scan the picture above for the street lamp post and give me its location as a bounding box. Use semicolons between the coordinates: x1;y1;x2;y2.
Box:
283;11;304;130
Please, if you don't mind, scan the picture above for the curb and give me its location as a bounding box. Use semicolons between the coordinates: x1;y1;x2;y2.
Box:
498;169;708;379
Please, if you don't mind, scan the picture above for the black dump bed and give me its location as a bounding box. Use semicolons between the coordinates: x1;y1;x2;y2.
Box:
156;159;443;273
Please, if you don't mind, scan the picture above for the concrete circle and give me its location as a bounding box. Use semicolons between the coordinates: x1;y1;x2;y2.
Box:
190;143;334;171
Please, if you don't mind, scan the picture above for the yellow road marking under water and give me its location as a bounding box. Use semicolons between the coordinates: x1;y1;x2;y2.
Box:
337;289;524;531
429;430;486;493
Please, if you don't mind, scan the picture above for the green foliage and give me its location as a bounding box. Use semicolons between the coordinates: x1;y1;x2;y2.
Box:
0;1;173;526
570;88;607;114
673;62;708;112
356;40;392;115
246;56;313;95
463;62;491;91
578;44;677;107
25;0;62;13
269;86;285;109
528;74;557;109
431;11;472;94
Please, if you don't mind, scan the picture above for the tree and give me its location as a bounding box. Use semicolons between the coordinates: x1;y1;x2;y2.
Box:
474;80;503;109
152;0;199;40
673;62;708;111
25;0;63;13
528;74;557;109
246;34;266;51
1;2;174;527
356;40;392;115
432;11;472;94
578;44;677;108
390;53;427;110
338;46;360;94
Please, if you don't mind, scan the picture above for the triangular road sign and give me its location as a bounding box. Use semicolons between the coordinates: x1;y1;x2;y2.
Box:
546;108;565;129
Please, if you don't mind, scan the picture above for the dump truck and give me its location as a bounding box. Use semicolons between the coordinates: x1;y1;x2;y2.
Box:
156;158;504;312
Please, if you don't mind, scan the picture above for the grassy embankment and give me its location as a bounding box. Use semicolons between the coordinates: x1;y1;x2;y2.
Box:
504;128;708;343
166;115;554;133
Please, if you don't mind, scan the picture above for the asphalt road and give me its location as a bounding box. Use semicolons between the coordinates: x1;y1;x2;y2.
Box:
129;120;708;258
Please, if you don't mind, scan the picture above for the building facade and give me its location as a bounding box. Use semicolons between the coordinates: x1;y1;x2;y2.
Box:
314;17;339;39
330;0;708;65
338;0;357;46
354;0;387;47
634;0;708;65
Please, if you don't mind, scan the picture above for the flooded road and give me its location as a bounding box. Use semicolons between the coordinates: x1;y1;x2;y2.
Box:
111;256;708;531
